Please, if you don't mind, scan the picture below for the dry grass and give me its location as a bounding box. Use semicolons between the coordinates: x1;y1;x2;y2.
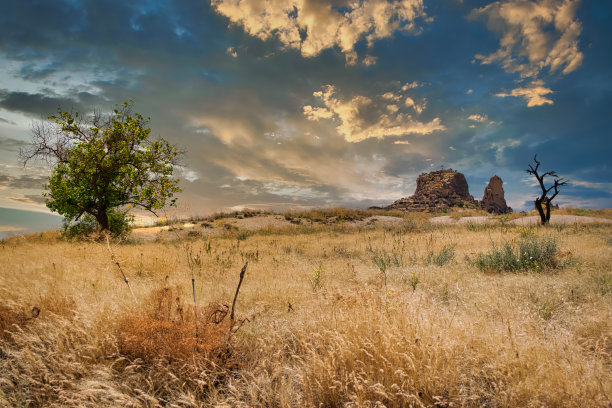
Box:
0;214;611;407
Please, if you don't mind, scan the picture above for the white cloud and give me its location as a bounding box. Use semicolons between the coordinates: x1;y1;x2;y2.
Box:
494;80;554;107
570;180;612;192
473;0;583;78
490;138;521;162
303;84;445;142
211;0;428;65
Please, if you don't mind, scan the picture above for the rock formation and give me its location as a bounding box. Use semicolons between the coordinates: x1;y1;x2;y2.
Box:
385;169;478;212
480;175;511;214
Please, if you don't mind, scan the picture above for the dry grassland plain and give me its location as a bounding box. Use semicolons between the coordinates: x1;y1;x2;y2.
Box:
1;210;611;407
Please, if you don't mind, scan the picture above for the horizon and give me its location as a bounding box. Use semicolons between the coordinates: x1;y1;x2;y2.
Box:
1;0;611;231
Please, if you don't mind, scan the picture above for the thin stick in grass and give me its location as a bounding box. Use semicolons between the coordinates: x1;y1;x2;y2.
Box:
105;233;137;303
230;261;248;322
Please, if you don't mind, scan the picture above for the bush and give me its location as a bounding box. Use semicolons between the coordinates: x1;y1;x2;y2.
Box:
475;235;558;273
62;209;133;239
426;244;456;266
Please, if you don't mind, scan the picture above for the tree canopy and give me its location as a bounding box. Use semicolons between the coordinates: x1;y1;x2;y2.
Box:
21;101;182;232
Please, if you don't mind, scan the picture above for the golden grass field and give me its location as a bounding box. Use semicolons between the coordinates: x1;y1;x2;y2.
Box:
1;210;611;407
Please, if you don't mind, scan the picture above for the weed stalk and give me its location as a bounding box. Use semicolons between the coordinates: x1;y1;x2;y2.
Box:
104;233;136;303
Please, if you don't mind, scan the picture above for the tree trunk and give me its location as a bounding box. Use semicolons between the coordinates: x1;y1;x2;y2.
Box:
96;209;110;232
534;198;548;225
544;198;551;223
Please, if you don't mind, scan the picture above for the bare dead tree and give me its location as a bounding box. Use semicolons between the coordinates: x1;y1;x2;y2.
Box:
526;155;567;225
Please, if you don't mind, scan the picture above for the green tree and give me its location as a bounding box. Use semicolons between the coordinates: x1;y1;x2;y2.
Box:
20;101;182;232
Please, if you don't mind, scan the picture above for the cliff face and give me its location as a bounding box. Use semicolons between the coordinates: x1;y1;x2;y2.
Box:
481;175;512;214
385;169;478;212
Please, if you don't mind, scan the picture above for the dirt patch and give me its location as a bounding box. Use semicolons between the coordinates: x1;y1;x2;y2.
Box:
430;216;495;225
430;214;612;225
508;215;612;225
131;215;298;241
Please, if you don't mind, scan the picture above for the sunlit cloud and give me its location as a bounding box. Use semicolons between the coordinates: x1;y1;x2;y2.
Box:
226;46;238;58
211;0;428;65
494;80;554;107
473;0;583;107
467;114;488;122
473;0;583;78
303;85;445;142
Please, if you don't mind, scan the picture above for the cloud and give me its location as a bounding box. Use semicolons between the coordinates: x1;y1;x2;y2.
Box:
303;85;445;142
176;166;200;182
211;0;428;64
0;117;17;125
0;136;27;152
570;180;612;192
490;138;521;162
467;113;488;122
0;173;48;189
494;80;554;107
226;46;238;58
473;0;583;79
0;90;105;117
5;194;47;206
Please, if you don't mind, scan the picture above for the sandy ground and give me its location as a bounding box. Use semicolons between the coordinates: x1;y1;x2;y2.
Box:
131;213;612;241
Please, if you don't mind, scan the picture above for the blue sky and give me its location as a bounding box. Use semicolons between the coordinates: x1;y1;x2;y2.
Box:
0;0;610;228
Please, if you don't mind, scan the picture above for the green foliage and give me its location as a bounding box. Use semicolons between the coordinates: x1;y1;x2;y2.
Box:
236;231;253;241
372;252;399;274
31;101;181;231
426;244;456;266
62;209;133;239
475;235;559;273
406;271;420;292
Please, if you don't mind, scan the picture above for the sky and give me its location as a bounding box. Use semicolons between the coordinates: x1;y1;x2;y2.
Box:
0;0;610;232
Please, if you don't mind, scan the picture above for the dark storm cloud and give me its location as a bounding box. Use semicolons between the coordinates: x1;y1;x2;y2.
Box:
0;90;81;117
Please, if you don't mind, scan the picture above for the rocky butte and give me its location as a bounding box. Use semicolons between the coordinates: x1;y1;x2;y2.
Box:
480;175;512;214
385;169;478;212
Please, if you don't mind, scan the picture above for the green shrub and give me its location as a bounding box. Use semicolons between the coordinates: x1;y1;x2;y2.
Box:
426;244;456;266
62;209;133;239
475;235;558;273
